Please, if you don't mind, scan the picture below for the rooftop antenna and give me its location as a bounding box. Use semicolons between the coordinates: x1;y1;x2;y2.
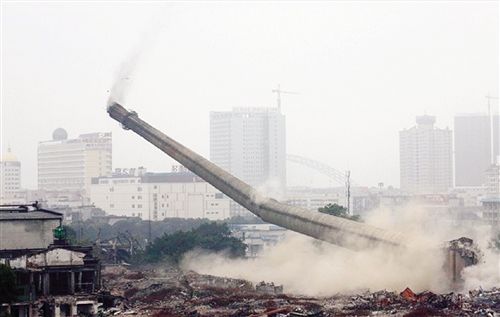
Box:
486;94;499;164
272;84;299;113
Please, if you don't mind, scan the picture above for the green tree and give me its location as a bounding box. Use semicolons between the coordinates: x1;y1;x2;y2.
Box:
139;222;246;264
0;264;17;303
318;203;361;222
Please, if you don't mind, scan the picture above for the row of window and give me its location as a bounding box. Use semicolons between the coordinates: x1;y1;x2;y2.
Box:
1;172;19;176
109;187;143;192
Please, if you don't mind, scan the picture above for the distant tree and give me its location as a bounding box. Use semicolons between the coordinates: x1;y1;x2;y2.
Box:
67;218;211;247
62;225;77;244
140;222;246;264
0;264;17;303
318;203;361;222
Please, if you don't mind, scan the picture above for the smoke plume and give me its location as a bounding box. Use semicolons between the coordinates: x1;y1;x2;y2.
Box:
181;205;499;296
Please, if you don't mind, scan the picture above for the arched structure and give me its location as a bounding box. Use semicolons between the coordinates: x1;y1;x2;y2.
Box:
286;154;355;186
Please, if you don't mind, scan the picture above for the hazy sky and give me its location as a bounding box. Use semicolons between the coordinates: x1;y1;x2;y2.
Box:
1;1;498;189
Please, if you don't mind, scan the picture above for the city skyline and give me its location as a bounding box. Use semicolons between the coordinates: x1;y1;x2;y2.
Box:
1;2;498;189
3;105;499;192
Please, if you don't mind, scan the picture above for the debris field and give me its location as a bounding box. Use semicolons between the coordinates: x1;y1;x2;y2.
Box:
100;266;500;317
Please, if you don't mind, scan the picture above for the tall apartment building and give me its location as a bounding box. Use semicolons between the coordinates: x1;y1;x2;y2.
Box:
89;167;230;221
210;107;286;192
399;115;453;194
38;128;112;198
454;113;499;187
0;147;21;202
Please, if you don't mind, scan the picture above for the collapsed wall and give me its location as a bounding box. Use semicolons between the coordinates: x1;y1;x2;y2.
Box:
107;102;408;251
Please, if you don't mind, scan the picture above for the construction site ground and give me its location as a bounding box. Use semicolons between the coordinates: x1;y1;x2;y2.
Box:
101;265;500;317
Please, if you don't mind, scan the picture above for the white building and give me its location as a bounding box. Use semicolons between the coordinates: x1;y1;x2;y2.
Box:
484;164;500;198
450;186;486;207
230;224;287;258
89;168;230;221
399;115;453;194
454;113;499;186
38;129;112;199
210;107;286;193
0;147;21;203
285;188;343;211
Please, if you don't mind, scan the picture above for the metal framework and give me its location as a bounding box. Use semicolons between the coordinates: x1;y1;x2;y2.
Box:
286;154;355;186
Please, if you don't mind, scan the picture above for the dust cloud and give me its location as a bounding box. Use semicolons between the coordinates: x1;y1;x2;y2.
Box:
181;205;499;296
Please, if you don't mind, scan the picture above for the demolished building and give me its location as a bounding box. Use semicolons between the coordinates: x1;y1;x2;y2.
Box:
0;203;101;317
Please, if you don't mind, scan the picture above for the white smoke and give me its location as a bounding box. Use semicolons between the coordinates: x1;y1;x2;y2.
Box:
255;177;286;201
107;27;161;107
107;52;141;107
181;204;499;296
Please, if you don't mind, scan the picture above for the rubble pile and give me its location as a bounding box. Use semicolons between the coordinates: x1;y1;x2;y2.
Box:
100;266;500;316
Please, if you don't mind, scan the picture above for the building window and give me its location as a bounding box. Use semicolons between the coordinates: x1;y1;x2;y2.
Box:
138;195;142;199
138;187;142;192
132;204;135;208
138;204;142;208
110;204;114;208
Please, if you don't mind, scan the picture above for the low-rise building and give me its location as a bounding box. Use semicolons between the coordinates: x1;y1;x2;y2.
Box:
0;204;101;317
230;224;287;257
90;167;231;221
0;204;61;251
285;187;344;211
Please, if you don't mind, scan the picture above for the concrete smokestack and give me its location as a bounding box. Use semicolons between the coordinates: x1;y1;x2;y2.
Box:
107;102;408;250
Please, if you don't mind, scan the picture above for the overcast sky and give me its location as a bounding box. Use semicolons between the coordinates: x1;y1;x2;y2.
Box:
1;1;498;189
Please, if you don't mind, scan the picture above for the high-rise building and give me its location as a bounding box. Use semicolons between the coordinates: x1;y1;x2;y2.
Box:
38;128;112;198
399;115;453;194
454;113;499;187
0;147;21;202
210;107;286;191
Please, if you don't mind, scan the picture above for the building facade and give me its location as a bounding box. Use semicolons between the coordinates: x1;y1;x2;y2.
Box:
0;204;101;317
454;113;499;187
38;129;112;199
210;107;286;194
0;147;21;203
484;164;500;198
399;115;453;194
89;168;230;221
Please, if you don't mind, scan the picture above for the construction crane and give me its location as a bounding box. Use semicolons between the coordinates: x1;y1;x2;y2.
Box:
272;84;299;112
